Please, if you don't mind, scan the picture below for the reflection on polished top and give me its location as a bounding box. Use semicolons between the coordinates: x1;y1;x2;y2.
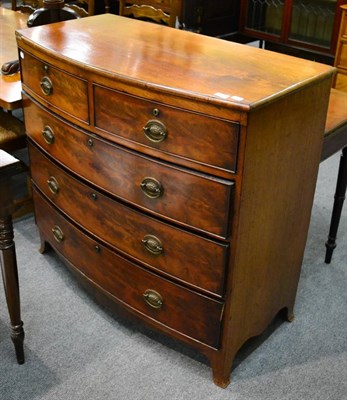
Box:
16;14;334;110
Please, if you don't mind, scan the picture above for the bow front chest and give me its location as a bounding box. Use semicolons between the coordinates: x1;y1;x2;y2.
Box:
16;15;334;387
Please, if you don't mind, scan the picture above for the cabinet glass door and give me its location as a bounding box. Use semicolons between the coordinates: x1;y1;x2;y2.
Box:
289;0;338;47
246;0;285;36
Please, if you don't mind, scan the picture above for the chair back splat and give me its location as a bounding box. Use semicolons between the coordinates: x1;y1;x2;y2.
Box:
119;0;182;27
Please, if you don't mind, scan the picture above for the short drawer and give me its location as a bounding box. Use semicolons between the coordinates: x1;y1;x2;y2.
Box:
34;189;223;349
25;97;234;238
29;143;229;296
94;85;239;173
19;51;89;123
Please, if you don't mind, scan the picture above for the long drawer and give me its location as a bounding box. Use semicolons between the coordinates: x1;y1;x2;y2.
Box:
19;51;89;124
33;189;224;349
94;85;239;173
24;97;234;238
29;143;229;296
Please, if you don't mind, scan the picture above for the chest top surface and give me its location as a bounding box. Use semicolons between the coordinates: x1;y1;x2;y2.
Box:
16;14;334;111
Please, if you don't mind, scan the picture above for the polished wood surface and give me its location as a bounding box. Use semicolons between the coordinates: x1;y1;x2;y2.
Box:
29;143;228;296
0;8;28;110
18;15;335;387
34;188;224;348
16;15;333;112
23;95;233;237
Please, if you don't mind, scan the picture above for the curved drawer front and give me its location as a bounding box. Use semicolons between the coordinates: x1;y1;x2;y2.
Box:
20;51;89;123
94;85;239;173
29;144;228;296
33;189;223;349
25;98;234;238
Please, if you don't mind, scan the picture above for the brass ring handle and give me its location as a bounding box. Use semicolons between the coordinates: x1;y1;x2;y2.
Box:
143;120;167;143
52;225;64;243
143;289;163;309
47;176;59;195
142;234;163;255
40;76;53;96
140;177;163;199
42;125;55;145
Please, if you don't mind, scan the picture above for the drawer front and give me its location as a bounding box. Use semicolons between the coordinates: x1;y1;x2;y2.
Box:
29;143;228;296
20;51;89;123
94;85;239;173
25;97;234;238
34;189;223;349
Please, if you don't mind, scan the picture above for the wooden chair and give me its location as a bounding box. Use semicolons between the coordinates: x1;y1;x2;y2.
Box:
11;0;42;12
0;110;33;219
321;88;347;263
23;0;95;27
119;0;182;27
0;110;26;153
11;0;95;16
64;0;96;17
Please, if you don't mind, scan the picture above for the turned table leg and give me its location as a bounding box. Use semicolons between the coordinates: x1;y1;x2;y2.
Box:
325;147;347;263
0;150;25;364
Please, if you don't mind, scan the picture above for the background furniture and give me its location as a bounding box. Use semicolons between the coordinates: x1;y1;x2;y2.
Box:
0;7;28;111
181;0;239;35
0;110;26;152
11;0;95;14
334;4;347;90
0;150;25;364
238;0;347;64
119;0;182;27
322;89;347;263
0;7;32;219
17;14;334;387
321;5;347;263
26;0;82;27
0;110;32;219
64;0;96;16
11;0;42;12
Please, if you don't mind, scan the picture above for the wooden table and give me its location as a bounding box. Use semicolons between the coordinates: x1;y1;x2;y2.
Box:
0;150;25;364
0;7;28;111
0;8;27;364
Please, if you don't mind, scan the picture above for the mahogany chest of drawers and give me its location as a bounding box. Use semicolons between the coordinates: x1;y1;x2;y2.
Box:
16;15;334;387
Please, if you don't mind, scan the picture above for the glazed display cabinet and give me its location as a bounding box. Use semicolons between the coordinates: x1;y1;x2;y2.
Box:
239;0;347;62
